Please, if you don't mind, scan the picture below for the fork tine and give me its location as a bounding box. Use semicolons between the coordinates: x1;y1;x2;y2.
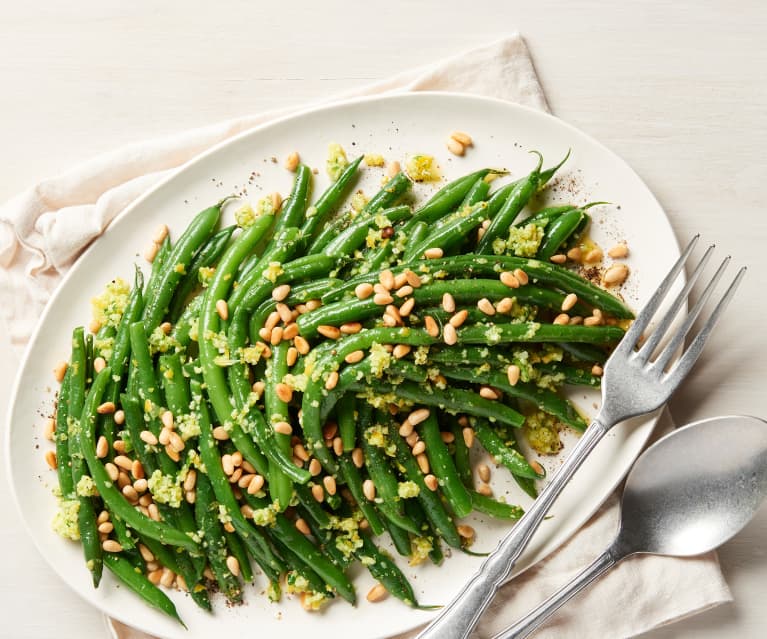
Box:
616;235;700;353
665;266;747;385
652;255;731;372
637;244;715;362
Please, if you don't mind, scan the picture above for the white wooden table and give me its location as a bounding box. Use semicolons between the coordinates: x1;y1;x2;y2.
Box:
2;1;766;637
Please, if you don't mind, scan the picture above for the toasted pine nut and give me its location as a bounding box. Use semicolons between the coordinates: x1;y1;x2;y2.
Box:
97;401;116;415
114;455;132;471
113;409;125;425
183;469;197;492
93;356;106;373
158;428;171;446
411;440;426;455
442;292;456;313
133;478;148;493
392;344;410;360
113;440;126;454
500;271;520;288
168;432;185;453
160;410;174;430
322;422;338;440
317;325;341;340
117;471;132;489
151;223;169;245
137;430;156;448
416;453;430;474
95;436;108;459
224;555;240;577
424;315;439;338
275;383;293;403
159;567;175;588
408;408;430;426
332;436;344;456
272;284;291;302
450;309;468;328
477;482;493;497
440;431;455;443
511;268;528;285
406;432;420;447
477;298;496;316
139;494;152;507
311;483;325;502
550;254;567;264
451;131;473;146
348;450;363;472
215;299;229;321
285;151;300;172
399;298;416;317
496;297;515;314
386;160;401;178
123;484;140;502
213;426;230;441
102;540;123;553
270;192;283;211
553;313;570;325
463;427;475;448
293;336;311;356
280;322;299;342
274;421;293;436
367;583;388;603
592;364;604;377
53;361;68;382
238;473;254;488
457;524;475;539
567;247;582;261
372;292;393;306
322;371;338;391
603;263;629;286
344;350;365;364
44;450;57;469
507;364;521;386
584;248;603;263
148;503;160;521
423;247;444;259
248;474;265;495
562;293;578;311
144;241;160;263
479;386;500;400
323;475;337;496
395;285;413;298
270;326;284;346
147;569;162;585
398;419;414;437
97;510;110;525
447;137;465;156
608;243;629;259
355;283;374;300
294;517;311;535
382;313;397;328
584;316;602;327
105;462;119;482
570;315;583;325
285;346;299;367
477;463;491;483
424;474;439;491
403;269;421;288
378;269;394;291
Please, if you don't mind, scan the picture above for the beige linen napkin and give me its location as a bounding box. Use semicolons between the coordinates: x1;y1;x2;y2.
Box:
0;35;731;639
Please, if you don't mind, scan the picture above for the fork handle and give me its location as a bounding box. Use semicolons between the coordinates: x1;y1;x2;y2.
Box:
416;418;610;639
492;548;618;639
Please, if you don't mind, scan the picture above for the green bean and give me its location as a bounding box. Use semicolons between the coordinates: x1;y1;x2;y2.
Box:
274;164;312;233
299;507;351;568
469;491;524;520
168;224;236;322
472;419;542;479
391;428;462;549
403;499;443;564
538;149;571;188
409;168;491;226
557;341;609;362
54;369;74;497
420;414;472;518
158;354;190;415
170;294;203;348
460;176;491;209
144;236;170;306
457;321;624;345
537;361;601;387
299;156;363;245
103;553;185;626
518;204;576;228
273;536;330;596
294;484;331;528
336;394;357;452
402;221;429;262
264;341;294;510
356;535;422;607
475;153;542;253
322;205;411;257
409;202;488;258
143;203;220;329
448;416;473;488
537;208;585;260
82;368;199;551
382;516;413;557
336;453;385;536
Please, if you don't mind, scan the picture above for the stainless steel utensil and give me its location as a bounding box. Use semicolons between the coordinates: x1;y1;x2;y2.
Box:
417;237;746;639
494;414;767;639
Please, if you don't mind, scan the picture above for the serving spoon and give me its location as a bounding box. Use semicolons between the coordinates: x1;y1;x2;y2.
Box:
493;415;767;639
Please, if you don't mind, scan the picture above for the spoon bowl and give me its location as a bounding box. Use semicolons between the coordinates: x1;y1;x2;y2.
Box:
495;415;767;639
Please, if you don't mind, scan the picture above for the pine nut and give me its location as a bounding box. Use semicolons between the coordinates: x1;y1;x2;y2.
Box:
97;510;110;525
406;432;420;447
496;297;514;314
158;428;171;446
416;453;430;474
272;284;291;301
351;448;364;468
404;269;422;288
592;364;604;376
238;473;254;488
117;471;132;490
274;421;292;436
424;315;439;337
285;151;300;171
323;475;337;495
102;540;123;553
275;383;293;403
283;346;298;368
164;444;180;462
90;321;103;336
295;518;311;535
412;441;426;456
147;569;162;585
457;524;475;539
603;263;629;286
398;419;414;438
93;356;106;373
160;321;172;335
53;361;68;382
248;475;265;494
356;478;375;502
294;335;310;356
160;412;174;431
175;575;189;592
264;310;281;331
122;485;139;502
442;292;456;313
608;243;629;259
168;432;185;453
148;504;160;521
306;459;321;476
373;292;394;306
345;350;365;364
584;248;603;263
424;474;439;491
550;254;567;264
450;309;468;328
113;410;125;425
393;344;411;359
399;298;416;316
479;386;500;400
531;460;545;475
271;192;283;211
386;160;401;178
451;131;473;146
570;315;583;325
215;299;229;320
500;271;520;288
224;555;240;577
562;293;578;311
382;313;397;328
97;401;116;415
138;429;157;447
160;567;175;587
134;478;148;493
130;461;144;481
144;241;160;263
135;544;154;563
182;469;197;492
322;422;338;440
105;462;119;481
423;248;444;259
367;583;388;602
553;313;570;325
379;269;395;290
44;450;57;469
440;431;455;444
311;483;325;502
270;326;284;346
513;268;529;285
333;437;344;456
463;427;475;448
477;298;495;316
567;247;582;261
477;482;493;496
317;325;341;340
139;494;152;507
355;283;374;300
447;137;465;156
94;435;108;459
113;455;132;471
584;316;602;327
395;285;413;298
478;463;491;483
507;364;521;386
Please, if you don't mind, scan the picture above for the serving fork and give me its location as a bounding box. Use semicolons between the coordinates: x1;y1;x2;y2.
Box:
416;236;746;639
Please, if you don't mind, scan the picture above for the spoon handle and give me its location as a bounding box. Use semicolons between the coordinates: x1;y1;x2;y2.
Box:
492;549;619;639
415;418;610;639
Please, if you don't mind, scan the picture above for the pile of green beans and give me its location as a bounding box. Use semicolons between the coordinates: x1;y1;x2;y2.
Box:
44;148;632;624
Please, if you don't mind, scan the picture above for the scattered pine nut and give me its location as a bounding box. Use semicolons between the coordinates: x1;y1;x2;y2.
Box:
43;417;56;441
440;431;455;444
562;293;578;312
294;335;310;355
399;297;416;316
323;422;338;440
308;458;322;476
408;408;430;426
285;151;300;172
569;315;583;325
550;254;567;264
393;344;411;359
355;283;374;300
386;160;401;179
286;346;299;367
553;313;570;326
442;292;456;313
270;326;284;346
114;455;133;471
44;450;57;469
53;361;68;383
584;248;603;263
271;192;282;211
450;309;469;328
500;271;520;288
102;540;123;553
379;269;395;290
215;299;229;320
275;383;293;403
424;474;439;491
160;410;174;430
97;401;116;415
248;475;265;494
323;475;337;495
423;247;444;259
567;247;582;261
274;421;293;436
411;440;426;456
317;325;341;339
608;243;629;259
160;321;172;335
399;419;414;437
265;311;281;331
451;131;473;147
147;569;162;585
477;482;493;497
134;478;148;493
325;371;339;391
295;518;311;535
592;364;604;376
462;427;475;448
152;224;169;244
122;485;139;502
168;432;185;453
311;483;325;503
477;298;496;316
584;316;602;327
457;524;475;539
351;447;364;468
416;453;430;474
404;269;422;288
395;285;413;299
113;410;125;426
513;268;529;285
93;357;106;373
479;386;500;400
478;463;491;483
340;322;363;335
367;583;388;603
105;463;119;482
424;315;439;337
143;242;160;263
443;323;458;345
362;479;376;501
96;436;109;459
113;440;126;454
345;350;365;364
272;284;291;302
382;313;398;328
373;292;394;306
213;426;230;441
496;297;514;314
226;555;240;577
447;137;465;156
406;432;420;447
507;364;521;386
603;263;629;286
